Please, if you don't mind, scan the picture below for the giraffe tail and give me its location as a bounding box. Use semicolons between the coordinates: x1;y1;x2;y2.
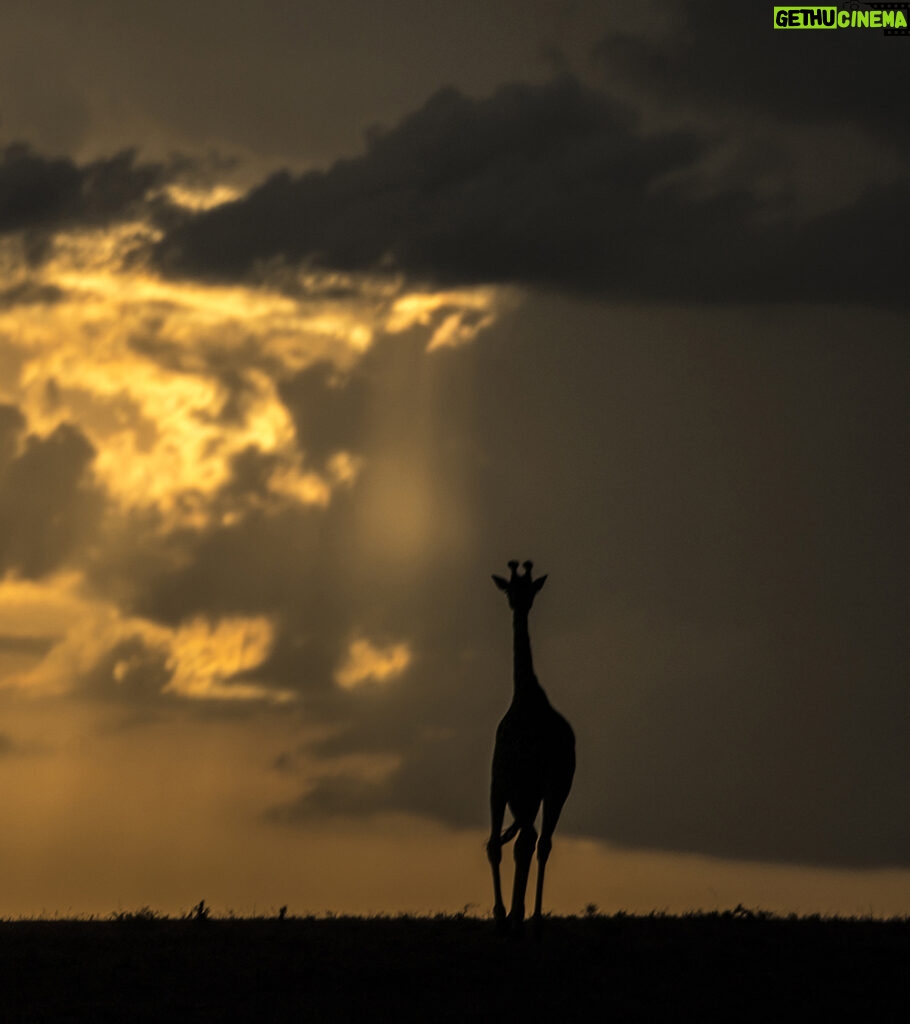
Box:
500;821;520;845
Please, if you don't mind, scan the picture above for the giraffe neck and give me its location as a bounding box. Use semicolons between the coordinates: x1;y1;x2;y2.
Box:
512;608;545;703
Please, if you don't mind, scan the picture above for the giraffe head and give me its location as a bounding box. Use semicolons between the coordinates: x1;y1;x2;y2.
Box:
492;559;547;612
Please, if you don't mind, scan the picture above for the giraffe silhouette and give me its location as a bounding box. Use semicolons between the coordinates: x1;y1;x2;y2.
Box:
487;560;576;930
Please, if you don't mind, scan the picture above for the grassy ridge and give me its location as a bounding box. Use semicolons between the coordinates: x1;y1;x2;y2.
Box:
1;910;907;1022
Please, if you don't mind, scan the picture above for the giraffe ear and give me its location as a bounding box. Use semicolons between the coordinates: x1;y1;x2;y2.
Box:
492;574;509;591
533;574;548;593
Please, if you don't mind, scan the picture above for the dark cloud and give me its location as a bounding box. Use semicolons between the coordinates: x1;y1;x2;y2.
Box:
0;144;176;258
129;504;333;626
153;76;908;306
0;411;104;578
270;729;490;830
278;362;366;471
82;635;172;705
596;0;910;154
151;77;701;286
269;681;504;831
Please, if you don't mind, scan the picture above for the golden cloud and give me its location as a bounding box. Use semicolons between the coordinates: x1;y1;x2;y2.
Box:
334;637;412;691
0;571;291;703
0;209;513;538
386;287;518;351
164;615;293;703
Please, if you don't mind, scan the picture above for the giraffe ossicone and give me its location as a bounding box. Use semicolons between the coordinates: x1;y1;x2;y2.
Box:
487;560;576;931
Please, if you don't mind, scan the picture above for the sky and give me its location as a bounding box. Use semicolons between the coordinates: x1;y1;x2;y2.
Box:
0;0;908;918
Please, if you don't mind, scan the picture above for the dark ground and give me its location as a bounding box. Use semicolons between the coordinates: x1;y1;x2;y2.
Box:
1;909;908;1022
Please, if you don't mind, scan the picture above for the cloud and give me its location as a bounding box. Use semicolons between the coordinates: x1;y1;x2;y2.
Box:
163;615;293;703
271;727;492;831
151;76;908;307
595;0;909;155
0;569;294;706
275;361;365;472
0;144;173;255
334;637;411;691
0;252;371;534
0;190;509;543
153;78;701;287
0;411;103;578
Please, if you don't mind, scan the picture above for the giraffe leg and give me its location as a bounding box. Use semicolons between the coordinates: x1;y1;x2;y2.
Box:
534;795;567;923
533;832;551;923
487;789;507;927
509;823;537;928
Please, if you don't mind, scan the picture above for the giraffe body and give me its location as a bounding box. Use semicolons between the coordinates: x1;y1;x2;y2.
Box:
487;561;575;929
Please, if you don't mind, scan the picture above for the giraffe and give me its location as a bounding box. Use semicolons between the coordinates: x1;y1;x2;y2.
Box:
487;560;576;930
